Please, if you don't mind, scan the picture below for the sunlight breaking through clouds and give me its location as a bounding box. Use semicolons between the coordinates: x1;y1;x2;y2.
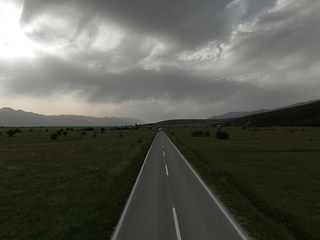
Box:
0;2;34;58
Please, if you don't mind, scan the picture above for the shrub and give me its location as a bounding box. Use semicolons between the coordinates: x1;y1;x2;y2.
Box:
50;133;58;140
79;131;86;140
191;130;204;137
56;129;63;136
215;130;229;140
83;127;94;131
6;129;19;137
63;131;68;136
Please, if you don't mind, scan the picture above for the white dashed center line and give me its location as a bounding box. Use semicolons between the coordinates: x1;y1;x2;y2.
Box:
172;207;182;240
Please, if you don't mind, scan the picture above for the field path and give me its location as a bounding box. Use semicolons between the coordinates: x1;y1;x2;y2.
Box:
111;130;250;240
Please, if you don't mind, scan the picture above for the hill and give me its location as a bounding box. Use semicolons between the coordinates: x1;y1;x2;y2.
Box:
208;109;270;119
209;99;319;120
153;119;220;126
0;108;143;127
230;100;320;127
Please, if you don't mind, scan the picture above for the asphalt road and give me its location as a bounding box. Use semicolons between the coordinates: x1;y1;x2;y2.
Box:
111;130;250;240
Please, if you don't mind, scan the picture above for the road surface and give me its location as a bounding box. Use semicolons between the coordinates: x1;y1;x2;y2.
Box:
111;130;250;240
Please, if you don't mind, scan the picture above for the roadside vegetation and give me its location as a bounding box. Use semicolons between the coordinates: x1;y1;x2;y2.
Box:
166;126;320;240
0;126;156;239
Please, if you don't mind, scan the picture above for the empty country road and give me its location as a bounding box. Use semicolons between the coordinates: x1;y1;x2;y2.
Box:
111;130;250;240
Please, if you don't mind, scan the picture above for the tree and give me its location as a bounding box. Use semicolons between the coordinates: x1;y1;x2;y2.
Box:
215;130;229;140
7;129;19;137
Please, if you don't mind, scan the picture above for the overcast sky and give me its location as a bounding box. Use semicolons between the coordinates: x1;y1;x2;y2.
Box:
1;0;319;122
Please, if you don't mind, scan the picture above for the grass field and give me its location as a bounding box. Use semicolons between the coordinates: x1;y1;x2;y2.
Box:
166;126;320;240
0;127;156;239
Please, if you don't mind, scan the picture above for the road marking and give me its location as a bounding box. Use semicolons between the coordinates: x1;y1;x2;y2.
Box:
166;135;249;240
165;165;169;175
162;145;164;148
163;151;166;157
172;208;182;240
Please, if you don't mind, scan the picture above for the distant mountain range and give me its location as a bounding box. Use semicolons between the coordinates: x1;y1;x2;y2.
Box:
208;99;320;119
0;108;143;127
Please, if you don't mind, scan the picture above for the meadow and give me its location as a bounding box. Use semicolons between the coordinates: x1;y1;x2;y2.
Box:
166;126;320;240
0;127;156;239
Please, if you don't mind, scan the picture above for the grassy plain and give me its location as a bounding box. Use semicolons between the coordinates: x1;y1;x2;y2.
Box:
0;127;156;239
166;126;320;240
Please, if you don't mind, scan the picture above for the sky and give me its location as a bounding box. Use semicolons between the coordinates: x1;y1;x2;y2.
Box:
0;0;319;123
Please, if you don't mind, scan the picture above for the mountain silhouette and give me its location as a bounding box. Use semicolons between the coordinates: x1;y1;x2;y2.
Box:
0;108;143;127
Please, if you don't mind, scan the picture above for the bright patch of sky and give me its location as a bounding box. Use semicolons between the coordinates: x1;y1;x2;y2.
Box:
0;2;34;58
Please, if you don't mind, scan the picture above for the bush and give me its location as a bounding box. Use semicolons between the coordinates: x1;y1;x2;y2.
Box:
215;130;229;140
56;129;63;136
83;127;94;131
50;133;58;140
79;131;86;140
6;129;20;137
191;130;204;137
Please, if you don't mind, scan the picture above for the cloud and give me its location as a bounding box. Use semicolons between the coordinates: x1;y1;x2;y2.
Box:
0;0;320;122
20;0;245;52
223;0;320;72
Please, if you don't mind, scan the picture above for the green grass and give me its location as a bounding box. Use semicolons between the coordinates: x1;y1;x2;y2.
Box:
0;127;156;239
166;126;320;240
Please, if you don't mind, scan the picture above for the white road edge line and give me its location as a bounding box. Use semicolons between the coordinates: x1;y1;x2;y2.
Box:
172;208;182;240
165;165;169;175
111;135;157;240
166;134;249;240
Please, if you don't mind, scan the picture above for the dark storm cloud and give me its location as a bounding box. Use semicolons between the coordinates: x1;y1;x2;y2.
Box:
0;55;247;104
20;0;242;50
1;0;320;122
